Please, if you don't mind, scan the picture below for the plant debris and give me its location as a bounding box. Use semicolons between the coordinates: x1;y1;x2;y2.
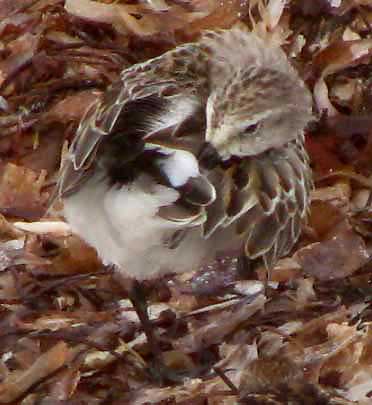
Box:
0;0;372;403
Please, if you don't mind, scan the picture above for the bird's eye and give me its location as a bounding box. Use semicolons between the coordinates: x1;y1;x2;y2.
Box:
243;123;259;135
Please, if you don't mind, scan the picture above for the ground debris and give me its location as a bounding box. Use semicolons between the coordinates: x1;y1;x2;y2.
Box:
0;0;371;403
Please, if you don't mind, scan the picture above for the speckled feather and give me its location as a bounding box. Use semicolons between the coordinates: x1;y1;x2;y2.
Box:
55;28;313;277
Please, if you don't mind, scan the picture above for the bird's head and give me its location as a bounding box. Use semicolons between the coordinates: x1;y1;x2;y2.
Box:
205;66;313;161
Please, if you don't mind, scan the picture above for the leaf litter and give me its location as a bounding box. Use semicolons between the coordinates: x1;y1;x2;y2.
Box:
0;0;372;403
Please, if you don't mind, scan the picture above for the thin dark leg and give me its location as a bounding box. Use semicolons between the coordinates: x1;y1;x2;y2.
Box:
236;253;252;279
128;280;164;361
237;253;270;294
128;280;186;385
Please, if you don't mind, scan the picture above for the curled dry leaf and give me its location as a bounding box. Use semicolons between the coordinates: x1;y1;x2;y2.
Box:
313;38;372;115
314;39;372;77
296;228;369;280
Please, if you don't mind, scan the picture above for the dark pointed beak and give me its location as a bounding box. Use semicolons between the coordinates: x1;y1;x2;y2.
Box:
198;142;220;169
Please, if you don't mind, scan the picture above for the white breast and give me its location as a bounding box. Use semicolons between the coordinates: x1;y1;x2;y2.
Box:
63;171;216;279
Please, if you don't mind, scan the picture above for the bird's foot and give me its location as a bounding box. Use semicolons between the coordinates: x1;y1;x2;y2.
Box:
145;349;216;386
146;360;190;386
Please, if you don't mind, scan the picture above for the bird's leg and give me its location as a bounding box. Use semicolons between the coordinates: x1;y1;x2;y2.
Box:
128;280;185;385
237;253;271;295
128;280;163;360
236;252;263;280
265;266;272;292
236;253;253;279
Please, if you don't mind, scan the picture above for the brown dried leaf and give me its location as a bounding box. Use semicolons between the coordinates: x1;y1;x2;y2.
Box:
313;38;372;115
0;164;48;220
175;295;266;353
49;234;101;274
314;39;372;77
0;33;39;88
45;91;101;123
296;228;369;280
0;341;72;403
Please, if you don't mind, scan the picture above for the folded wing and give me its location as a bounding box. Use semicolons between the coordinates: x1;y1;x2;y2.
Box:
204;137;312;267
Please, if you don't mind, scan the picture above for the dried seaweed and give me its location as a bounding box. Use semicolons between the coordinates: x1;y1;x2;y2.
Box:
0;0;372;403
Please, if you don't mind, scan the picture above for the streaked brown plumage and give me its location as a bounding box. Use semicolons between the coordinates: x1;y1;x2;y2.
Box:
56;28;313;280
54;27;313;383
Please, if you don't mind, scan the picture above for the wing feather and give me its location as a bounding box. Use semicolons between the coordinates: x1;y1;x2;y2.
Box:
204;138;312;267
54;42;209;201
